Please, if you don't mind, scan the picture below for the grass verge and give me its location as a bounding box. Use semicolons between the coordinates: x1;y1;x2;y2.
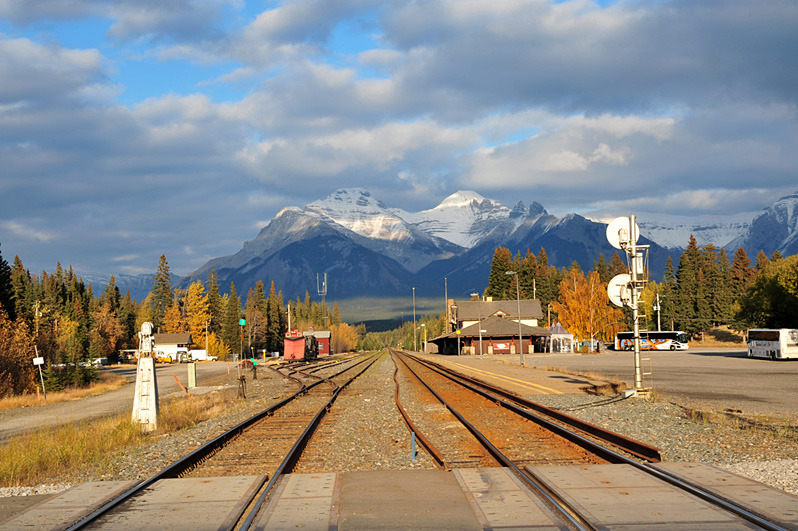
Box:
0;372;129;411
0;389;237;487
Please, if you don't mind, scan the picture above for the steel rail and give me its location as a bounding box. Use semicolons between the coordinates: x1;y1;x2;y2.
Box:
65;354;375;530
390;352;447;469
400;351;791;531
394;350;596;531
238;353;380;530
408;351;662;462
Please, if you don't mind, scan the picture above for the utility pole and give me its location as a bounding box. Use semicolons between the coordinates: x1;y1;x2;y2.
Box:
412;287;417;352
506;271;524;366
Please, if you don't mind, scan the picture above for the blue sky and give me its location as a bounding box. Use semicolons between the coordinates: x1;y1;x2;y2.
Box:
1;0;797;277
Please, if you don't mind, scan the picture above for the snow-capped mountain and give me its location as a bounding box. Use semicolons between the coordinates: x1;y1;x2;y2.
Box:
583;210;756;249
399;191;543;248
728;191;798;257
177;188;797;303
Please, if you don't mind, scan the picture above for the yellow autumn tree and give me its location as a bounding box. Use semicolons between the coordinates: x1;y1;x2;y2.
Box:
162;299;186;334
330;323;359;353
185;280;210;347
551;266;624;344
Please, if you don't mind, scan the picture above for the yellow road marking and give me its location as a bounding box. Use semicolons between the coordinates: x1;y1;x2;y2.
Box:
449;362;563;395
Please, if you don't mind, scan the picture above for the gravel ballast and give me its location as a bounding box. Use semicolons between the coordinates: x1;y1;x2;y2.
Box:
2;354;797;498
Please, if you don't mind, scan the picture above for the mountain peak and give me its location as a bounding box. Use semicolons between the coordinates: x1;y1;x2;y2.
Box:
309;188;388;212
436;190;491;209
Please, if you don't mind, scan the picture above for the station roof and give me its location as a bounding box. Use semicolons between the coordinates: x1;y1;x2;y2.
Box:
452;299;544;321
433;315;551;341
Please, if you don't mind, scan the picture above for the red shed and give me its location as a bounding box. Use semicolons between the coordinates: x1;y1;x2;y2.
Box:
305;330;331;356
283;329;306;360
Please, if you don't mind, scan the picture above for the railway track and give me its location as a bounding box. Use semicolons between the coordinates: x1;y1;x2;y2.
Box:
63;353;379;531
392;349;792;531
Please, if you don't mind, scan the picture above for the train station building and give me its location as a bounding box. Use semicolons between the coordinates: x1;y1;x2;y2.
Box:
429;299;551;355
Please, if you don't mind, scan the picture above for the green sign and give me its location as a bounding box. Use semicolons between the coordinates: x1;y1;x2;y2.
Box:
239;319;246;326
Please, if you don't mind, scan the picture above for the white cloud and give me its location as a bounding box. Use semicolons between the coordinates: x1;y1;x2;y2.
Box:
1;221;56;242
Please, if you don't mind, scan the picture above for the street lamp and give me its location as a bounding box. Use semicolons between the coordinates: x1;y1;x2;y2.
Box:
471;293;483;355
451;304;459;355
412;287;417;352
506;271;524;366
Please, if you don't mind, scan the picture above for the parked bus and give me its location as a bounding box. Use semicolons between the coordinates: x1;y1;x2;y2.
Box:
747;329;798;360
615;331;689;351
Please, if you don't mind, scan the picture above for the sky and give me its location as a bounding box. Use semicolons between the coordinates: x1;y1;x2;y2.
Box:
1;0;797;278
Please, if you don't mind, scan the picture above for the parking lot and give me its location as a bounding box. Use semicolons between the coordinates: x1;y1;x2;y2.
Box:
511;347;798;417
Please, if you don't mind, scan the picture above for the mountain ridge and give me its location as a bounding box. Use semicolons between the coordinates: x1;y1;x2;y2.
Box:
87;189;798;304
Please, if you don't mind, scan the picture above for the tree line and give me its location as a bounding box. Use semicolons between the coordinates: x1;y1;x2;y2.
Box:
0;247;362;397
484;239;798;342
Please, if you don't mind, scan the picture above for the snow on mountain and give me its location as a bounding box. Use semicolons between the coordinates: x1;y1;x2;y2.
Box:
583;210;756;249
401;190;542;248
304;188;413;242
300;188;546;249
727;191;798;257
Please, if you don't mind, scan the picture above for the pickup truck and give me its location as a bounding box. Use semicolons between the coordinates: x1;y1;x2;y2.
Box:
187;349;218;362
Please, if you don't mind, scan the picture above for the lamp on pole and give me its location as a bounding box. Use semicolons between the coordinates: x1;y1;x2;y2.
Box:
506;271;524;366
451;304;459;355
412;287;417;352
471;292;483;355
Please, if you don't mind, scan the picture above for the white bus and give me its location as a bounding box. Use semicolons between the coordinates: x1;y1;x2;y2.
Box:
747;329;798;360
615;331;689;351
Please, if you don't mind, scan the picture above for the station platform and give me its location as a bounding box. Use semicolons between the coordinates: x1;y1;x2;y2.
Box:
2;464;796;530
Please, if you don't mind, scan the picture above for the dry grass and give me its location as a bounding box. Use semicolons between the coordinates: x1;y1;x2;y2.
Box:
0;389;237;487
0;372;129;411
688;326;746;348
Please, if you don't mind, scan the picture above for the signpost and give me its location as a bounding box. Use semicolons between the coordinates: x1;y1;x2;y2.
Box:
33;347;45;399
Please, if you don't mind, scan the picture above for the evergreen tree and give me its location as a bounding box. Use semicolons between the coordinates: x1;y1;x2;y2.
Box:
206;269;223;335
485;247;514;299
713;248;734;324
730;248;754;301
0;244;15;320
674;235;702;336
102;275;120;312
221;283;241;358
609;252;627;277
658;257;677;331
244;282;267;353
519;250;538;298
535;248;560;309
10;256;32;322
265;281;285;352
754;250;769;272
593;254;611;284
149;255;173;330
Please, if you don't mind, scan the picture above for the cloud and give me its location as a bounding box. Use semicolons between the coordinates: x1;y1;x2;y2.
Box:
0;0;797;276
0;221;55;242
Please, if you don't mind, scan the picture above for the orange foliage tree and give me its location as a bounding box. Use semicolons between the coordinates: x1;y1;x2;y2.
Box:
551;266;624;343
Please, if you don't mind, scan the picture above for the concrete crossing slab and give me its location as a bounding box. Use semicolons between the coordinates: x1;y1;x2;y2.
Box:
0;481;136;531
656;462;798;527
526;464;756;530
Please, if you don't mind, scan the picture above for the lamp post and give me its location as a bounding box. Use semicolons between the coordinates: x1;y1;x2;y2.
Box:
412;287;417;352
471;292;483;355
451;304;458;355
506;271;524;366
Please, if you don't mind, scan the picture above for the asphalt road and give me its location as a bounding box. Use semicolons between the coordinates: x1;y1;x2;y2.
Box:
515;347;798;417
0;361;235;443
